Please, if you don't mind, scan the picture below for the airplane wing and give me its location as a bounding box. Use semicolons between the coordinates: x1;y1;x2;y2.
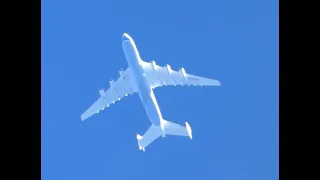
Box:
141;61;221;89
81;67;138;121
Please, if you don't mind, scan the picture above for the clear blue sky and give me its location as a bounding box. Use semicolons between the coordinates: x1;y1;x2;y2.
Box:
42;0;278;179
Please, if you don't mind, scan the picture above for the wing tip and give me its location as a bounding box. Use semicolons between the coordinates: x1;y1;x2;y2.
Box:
80;115;86;121
217;80;221;86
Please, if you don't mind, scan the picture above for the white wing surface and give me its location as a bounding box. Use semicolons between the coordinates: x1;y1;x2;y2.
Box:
137;125;161;151
81;67;137;121
141;61;221;89
136;119;192;151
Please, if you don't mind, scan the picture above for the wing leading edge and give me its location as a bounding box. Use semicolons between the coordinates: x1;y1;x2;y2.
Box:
141;61;221;89
81;67;137;121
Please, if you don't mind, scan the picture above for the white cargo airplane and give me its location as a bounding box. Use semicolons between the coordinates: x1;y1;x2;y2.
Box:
81;33;221;151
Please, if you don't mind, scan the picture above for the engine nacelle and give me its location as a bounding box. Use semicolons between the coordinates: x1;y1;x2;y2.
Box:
151;60;157;71
119;70;124;76
179;67;188;83
109;80;115;89
166;64;172;74
99;88;106;99
179;67;187;77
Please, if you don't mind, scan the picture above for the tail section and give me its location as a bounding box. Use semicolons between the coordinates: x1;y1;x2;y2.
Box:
162;120;193;139
185;122;193;140
136;120;192;151
136;134;145;152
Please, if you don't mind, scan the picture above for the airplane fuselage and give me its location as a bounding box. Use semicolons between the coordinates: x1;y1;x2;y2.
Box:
121;33;163;127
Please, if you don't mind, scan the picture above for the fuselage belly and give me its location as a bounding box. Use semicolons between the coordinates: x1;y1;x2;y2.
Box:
121;34;162;126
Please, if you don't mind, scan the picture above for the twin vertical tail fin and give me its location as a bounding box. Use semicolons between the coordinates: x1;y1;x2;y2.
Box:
136;120;192;152
136;134;145;152
185;122;193;140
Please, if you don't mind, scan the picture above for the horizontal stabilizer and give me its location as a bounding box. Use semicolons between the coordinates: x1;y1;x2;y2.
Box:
162;120;193;139
136;134;146;151
136;125;161;152
136;120;192;151
137;134;143;140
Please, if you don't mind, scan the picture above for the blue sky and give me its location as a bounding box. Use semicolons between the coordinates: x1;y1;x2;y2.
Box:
41;0;278;179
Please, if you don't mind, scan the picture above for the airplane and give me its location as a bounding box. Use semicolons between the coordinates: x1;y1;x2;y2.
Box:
81;33;221;151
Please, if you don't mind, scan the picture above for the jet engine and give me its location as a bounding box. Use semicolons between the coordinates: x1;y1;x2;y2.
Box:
179;67;187;77
119;70;124;76
151;60;157;71
109;80;115;89
166;64;172;74
179;67;188;83
99;88;106;99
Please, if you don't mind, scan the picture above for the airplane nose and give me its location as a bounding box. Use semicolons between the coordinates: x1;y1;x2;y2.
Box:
122;33;130;42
